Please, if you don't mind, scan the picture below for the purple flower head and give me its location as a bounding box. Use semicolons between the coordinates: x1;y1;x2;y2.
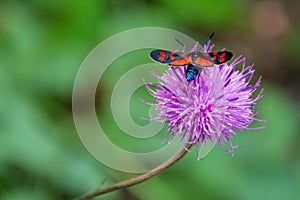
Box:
143;42;264;159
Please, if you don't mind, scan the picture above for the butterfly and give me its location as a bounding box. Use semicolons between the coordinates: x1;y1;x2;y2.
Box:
149;32;233;82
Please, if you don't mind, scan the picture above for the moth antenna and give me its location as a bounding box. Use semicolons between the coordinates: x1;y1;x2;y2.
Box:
203;32;215;46
198;32;215;52
175;37;185;52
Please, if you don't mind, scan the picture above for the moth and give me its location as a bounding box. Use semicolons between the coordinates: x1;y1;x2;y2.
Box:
150;32;233;82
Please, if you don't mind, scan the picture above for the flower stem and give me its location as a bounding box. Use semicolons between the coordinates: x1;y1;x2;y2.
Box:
73;144;193;200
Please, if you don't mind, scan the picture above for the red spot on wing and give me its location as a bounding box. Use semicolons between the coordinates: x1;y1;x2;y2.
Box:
220;52;226;58
212;52;218;55
219;57;225;63
194;57;213;67
169;55;175;60
158;56;165;62
211;56;217;60
160;51;166;56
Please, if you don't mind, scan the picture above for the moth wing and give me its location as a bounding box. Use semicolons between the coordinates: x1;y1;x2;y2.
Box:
208;51;233;64
150;50;190;66
149;50;172;64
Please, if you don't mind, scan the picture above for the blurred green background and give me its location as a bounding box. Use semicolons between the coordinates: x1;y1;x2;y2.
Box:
1;0;300;199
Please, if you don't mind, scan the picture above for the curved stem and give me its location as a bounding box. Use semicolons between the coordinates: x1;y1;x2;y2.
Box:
73;144;193;200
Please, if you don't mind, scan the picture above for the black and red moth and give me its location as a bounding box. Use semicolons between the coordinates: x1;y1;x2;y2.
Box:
149;32;233;82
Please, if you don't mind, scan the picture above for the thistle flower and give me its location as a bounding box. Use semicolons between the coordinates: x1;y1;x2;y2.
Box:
143;42;264;158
